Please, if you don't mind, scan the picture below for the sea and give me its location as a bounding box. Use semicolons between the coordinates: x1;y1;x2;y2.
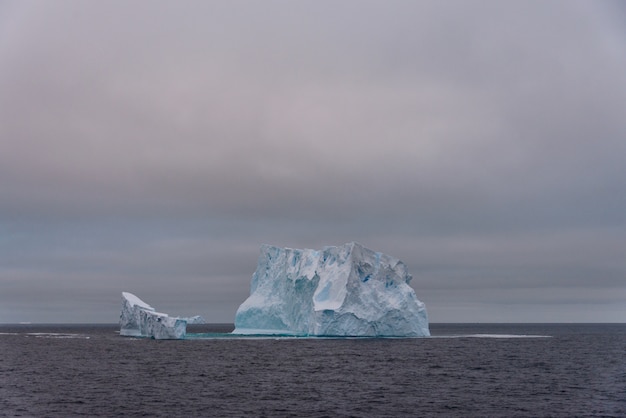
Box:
1;323;624;417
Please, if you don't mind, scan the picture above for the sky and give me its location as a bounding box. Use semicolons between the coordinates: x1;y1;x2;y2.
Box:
1;0;625;324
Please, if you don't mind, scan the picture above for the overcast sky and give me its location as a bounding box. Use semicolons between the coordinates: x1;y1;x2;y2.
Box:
1;0;625;324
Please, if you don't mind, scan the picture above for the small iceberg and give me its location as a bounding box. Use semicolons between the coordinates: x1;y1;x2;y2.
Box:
119;292;205;340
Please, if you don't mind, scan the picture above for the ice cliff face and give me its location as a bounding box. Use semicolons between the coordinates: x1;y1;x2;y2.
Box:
119;292;203;339
234;242;430;337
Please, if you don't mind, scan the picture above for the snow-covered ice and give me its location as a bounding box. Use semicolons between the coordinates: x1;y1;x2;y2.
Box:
119;292;200;339
234;242;430;337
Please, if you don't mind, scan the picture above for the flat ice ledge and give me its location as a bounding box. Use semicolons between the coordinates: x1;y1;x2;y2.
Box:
231;328;305;336
119;292;203;339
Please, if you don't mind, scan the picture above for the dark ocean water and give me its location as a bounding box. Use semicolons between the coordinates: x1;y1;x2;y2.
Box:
1;323;624;417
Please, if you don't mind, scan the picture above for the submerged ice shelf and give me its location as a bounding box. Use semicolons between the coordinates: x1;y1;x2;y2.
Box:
119;292;205;339
234;242;430;337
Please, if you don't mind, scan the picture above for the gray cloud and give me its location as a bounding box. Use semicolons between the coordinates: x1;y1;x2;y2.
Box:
1;1;625;323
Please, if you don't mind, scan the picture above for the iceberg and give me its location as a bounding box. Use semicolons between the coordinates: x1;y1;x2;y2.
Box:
119;292;202;339
234;242;430;337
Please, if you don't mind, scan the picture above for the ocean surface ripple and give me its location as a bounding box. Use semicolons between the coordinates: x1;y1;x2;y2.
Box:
1;323;624;417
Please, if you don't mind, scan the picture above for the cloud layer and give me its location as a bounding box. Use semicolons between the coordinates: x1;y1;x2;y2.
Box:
1;1;625;322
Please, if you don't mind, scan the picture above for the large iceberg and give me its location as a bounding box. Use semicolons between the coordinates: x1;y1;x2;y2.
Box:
119;292;205;339
234;242;430;337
